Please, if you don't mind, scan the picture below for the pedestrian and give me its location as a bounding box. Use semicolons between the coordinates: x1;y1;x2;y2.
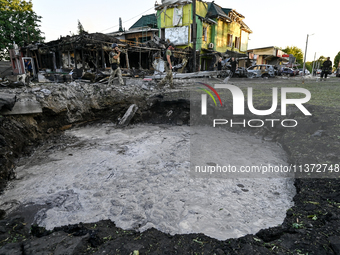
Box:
24;59;33;76
159;43;175;89
108;43;124;86
321;57;332;81
230;57;237;77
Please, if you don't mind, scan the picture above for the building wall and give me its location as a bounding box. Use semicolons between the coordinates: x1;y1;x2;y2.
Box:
157;2;250;55
157;1;208;49
158;3;192;28
240;30;249;52
125;31;155;43
214;19;245;53
200;22;212;50
9;49;24;75
248;47;281;65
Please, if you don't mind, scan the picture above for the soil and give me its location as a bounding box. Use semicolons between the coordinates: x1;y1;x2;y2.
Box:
1;76;340;255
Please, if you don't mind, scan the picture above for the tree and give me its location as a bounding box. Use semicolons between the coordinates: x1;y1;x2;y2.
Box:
0;0;44;60
283;46;304;65
317;56;327;62
77;20;86;35
334;51;340;69
305;61;312;73
310;56;327;71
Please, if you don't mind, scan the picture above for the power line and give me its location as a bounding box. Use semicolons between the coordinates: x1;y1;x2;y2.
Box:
100;6;155;33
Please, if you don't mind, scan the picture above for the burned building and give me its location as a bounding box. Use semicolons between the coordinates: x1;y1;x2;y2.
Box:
10;33;123;79
9;30;194;83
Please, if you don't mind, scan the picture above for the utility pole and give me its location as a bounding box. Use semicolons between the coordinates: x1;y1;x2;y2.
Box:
119;18;123;32
303;33;314;77
192;0;197;72
302;34;309;77
312;52;316;76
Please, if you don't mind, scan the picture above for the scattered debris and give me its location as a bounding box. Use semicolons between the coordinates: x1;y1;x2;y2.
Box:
0;93;16;111
118;104;138;127
0;95;42;115
145;70;220;80
311;130;326;137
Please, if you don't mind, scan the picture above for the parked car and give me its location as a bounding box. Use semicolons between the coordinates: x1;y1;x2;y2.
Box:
336;68;340;77
247;64;275;78
298;68;310;75
280;68;296;76
234;67;247;77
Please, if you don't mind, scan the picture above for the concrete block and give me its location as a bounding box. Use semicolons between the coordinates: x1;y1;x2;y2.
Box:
0;95;42;115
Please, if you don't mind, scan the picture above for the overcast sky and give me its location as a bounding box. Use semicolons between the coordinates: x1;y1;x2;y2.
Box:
31;0;339;62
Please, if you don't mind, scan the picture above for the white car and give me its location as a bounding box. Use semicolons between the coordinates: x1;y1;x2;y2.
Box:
299;69;310;75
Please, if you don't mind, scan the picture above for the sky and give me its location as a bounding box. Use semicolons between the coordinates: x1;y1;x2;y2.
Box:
31;0;339;63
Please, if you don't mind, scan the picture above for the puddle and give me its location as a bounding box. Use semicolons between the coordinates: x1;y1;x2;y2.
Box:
0;124;295;240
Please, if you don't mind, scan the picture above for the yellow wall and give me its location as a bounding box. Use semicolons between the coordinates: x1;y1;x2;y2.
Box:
158;1;209;50
200;22;212;49
159;3;192;28
215;20;225;51
157;2;248;54
158;1;208;28
215;19;243;53
196;1;208;17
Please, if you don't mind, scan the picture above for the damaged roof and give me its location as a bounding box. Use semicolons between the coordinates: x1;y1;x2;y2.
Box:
222;8;245;19
208;5;252;33
25;32;124;52
206;2;231;22
129;14;157;30
155;0;193;10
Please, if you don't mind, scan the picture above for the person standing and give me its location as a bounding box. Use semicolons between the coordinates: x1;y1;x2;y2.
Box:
321;57;332;80
159;43;175;89
108;43;124;86
24;59;33;76
230;57;237;77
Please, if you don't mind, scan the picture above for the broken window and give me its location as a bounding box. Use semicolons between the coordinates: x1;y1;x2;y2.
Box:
165;26;189;45
235;37;240;49
227;34;233;47
173;6;183;26
202;27;207;42
249;66;260;70
161;28;165;40
240;30;248;52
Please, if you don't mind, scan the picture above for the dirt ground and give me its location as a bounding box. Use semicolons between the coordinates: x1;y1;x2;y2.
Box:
1;76;340;254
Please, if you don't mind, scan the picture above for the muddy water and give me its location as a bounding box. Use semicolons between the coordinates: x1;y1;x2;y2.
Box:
0;124;295;240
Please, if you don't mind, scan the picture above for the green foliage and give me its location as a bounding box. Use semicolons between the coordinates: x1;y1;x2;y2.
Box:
0;0;44;60
283;46;304;64
334;51;340;69
292;222;303;229
313;56;332;71
305;62;312;72
317;56;327;62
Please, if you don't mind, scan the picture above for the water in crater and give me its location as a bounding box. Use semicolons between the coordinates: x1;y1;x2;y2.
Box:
0;124;295;240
